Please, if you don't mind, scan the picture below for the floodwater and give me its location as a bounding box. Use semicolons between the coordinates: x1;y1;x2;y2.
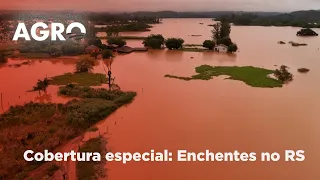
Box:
1;18;320;180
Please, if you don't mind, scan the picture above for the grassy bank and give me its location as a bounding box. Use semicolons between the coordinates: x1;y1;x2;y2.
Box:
50;73;108;86
0;86;136;179
165;65;283;88
184;44;203;47
77;137;106;180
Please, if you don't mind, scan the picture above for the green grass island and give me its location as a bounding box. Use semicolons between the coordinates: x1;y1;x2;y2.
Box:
165;65;285;88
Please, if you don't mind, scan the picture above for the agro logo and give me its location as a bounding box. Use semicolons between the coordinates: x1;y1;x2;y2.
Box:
12;22;86;41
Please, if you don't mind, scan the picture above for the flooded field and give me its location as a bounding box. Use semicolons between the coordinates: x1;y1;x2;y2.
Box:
1;18;320;180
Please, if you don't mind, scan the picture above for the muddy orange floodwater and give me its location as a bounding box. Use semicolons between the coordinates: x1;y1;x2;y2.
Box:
1;18;320;180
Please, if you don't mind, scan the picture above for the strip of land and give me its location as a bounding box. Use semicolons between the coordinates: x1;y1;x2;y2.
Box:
0;85;136;179
77;137;106;180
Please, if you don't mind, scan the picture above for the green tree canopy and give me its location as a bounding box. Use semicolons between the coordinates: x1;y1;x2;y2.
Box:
217;37;233;46
143;34;165;49
227;44;238;53
203;40;216;50
211;20;231;42
165;38;185;50
101;50;114;59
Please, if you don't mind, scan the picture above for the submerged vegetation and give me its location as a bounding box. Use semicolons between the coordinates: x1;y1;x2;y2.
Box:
296;28;318;36
77;137;106;180
227;44;238;53
32;78;50;94
274;65;294;82
0;85;136;179
143;34;165;49
203;40;216;50
165;38;185;50
75;56;95;73
210;19;238;53
58;85;136;102
165;65;284;88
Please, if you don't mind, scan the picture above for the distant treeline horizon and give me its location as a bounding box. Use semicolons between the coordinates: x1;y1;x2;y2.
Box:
1;9;320;28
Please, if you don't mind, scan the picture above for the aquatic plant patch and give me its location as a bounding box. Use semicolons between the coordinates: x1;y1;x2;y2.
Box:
165;65;284;88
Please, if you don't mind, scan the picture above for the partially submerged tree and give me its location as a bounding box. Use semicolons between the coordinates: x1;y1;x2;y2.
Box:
211;23;222;42
220;21;231;38
143;34;165;49
227;44;238;53
75;56;94;73
165;38;185;50
274;65;293;82
33;78;50;94
217;37;233;46
203;40;216;50
211;20;232;45
296;28;318;36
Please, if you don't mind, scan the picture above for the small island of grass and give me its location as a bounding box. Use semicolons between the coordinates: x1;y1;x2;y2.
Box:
50;73;108;86
165;65;284;88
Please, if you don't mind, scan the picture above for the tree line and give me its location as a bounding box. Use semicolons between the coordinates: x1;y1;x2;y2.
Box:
216;10;320;28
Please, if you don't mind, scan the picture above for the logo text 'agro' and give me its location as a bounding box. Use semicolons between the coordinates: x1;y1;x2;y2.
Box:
12;22;86;41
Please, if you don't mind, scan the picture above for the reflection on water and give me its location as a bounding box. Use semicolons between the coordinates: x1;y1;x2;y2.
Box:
1;18;320;180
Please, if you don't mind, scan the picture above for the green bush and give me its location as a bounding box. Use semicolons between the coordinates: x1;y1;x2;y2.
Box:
217;37;233;46
107;37;126;47
75;56;94;73
165;38;185;50
203;40;216;50
274;65;293;82
143;34;165;49
87;38;102;47
101;50;113;59
32;78;50;93
227;44;238;53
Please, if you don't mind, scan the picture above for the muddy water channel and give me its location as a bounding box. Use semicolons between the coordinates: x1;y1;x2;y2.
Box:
1;18;320;180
